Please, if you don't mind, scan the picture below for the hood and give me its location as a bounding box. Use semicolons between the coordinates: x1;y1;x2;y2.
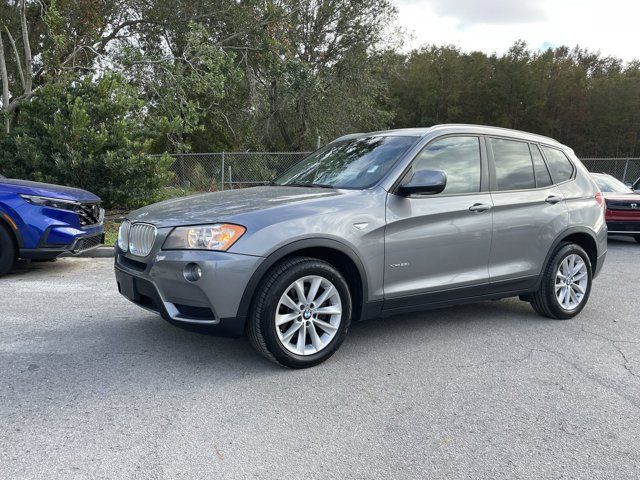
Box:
0;178;100;202
127;186;346;227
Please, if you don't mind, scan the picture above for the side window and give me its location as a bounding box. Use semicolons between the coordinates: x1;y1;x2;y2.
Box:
490;138;535;191
530;144;552;188
541;146;575;183
410;136;481;195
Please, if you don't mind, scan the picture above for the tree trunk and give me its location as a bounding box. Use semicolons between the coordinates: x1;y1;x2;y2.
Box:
0;32;10;134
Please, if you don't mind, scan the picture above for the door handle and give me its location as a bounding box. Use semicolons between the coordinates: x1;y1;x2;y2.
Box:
545;195;563;204
469;203;492;213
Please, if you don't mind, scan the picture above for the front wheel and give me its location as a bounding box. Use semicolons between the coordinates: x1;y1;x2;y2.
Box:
530;243;592;320
247;256;352;368
0;223;17;277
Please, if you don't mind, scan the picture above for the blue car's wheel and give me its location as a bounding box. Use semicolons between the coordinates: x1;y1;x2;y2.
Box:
0;222;17;276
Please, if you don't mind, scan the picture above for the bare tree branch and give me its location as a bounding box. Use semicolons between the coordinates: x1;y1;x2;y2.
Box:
59;18;164;69
5;27;25;90
6;90;35;112
20;0;32;94
0;32;11;133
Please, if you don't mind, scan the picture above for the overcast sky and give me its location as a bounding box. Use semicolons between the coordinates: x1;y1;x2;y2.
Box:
394;0;640;62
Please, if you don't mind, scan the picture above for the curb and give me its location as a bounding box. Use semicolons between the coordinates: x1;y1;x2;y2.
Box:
75;246;115;258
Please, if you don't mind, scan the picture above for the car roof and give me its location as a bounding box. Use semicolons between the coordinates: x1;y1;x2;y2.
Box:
332;124;564;148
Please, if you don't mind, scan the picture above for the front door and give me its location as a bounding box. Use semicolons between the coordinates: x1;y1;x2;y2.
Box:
384;135;493;309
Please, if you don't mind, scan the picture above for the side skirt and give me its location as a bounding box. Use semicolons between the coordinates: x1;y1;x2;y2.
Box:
378;275;538;317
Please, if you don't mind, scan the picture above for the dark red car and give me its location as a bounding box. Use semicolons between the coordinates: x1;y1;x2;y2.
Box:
592;173;640;243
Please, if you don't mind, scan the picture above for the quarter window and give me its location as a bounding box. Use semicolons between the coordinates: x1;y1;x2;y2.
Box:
490;138;535;191
541;146;574;183
410;136;481;195
530;144;553;188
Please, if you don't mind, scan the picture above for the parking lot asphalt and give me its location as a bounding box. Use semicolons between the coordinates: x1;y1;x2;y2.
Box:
1;238;639;479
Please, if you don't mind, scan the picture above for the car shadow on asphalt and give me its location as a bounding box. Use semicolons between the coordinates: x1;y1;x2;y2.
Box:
9;236;636;376
92;296;541;375
4;259;73;279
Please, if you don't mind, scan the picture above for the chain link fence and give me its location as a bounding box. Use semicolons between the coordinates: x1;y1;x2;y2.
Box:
164;152;311;192
158;152;640;193
581;158;640;185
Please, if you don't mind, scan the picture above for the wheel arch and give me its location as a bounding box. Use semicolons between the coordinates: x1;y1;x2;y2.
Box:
0;211;22;249
237;238;369;325
540;227;599;283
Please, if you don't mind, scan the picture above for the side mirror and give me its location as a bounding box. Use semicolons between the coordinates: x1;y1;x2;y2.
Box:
398;169;447;196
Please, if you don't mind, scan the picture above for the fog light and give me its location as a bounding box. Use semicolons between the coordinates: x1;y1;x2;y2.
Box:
183;263;203;282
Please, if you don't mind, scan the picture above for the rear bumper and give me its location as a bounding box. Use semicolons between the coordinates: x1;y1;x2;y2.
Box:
114;248;264;338
606;220;640;236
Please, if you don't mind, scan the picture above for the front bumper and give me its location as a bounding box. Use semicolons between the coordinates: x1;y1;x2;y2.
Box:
20;229;105;259
114;248;264;337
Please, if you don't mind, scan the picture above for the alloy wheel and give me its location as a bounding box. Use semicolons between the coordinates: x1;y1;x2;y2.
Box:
555;254;589;311
275;275;342;356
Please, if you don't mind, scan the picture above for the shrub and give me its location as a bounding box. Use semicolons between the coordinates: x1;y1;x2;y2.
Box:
0;74;172;209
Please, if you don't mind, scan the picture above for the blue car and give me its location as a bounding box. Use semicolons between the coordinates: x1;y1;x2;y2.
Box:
0;173;105;276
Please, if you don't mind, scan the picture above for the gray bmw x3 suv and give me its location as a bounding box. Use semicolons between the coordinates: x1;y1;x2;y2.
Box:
115;124;607;368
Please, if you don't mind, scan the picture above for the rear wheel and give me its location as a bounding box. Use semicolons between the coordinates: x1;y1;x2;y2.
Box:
530;243;592;320
0;222;17;276
247;256;352;368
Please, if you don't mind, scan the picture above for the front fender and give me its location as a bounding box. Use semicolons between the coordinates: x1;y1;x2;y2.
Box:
235;237;371;322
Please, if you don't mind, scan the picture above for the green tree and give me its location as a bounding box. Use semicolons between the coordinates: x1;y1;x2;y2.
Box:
0;73;172;208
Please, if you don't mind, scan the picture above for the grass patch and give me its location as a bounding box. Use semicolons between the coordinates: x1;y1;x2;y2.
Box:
103;217;121;246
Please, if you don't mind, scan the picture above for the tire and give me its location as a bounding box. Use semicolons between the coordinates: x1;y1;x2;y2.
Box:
247;256;352;368
635;235;640;244
0;222;17;277
530;243;592;320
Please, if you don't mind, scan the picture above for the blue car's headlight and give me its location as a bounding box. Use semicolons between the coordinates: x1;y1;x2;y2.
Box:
19;194;79;212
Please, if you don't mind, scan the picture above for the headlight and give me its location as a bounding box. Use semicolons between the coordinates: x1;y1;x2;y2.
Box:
163;223;246;251
20;194;79;211
118;220;131;251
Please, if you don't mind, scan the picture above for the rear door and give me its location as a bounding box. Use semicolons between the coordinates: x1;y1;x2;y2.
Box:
488;138;568;289
384;135;493;307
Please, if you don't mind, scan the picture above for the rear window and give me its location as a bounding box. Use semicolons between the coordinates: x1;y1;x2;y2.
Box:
592;174;633;193
490;138;535;191
530;144;552;188
541;146;574;183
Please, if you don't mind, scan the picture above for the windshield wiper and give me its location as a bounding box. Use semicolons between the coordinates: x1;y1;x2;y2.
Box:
284;182;335;189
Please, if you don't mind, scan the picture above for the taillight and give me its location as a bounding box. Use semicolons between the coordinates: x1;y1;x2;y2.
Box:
595;192;605;210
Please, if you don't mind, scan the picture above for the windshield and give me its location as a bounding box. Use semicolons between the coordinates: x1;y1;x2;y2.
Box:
274;135;417;189
592;174;633;193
